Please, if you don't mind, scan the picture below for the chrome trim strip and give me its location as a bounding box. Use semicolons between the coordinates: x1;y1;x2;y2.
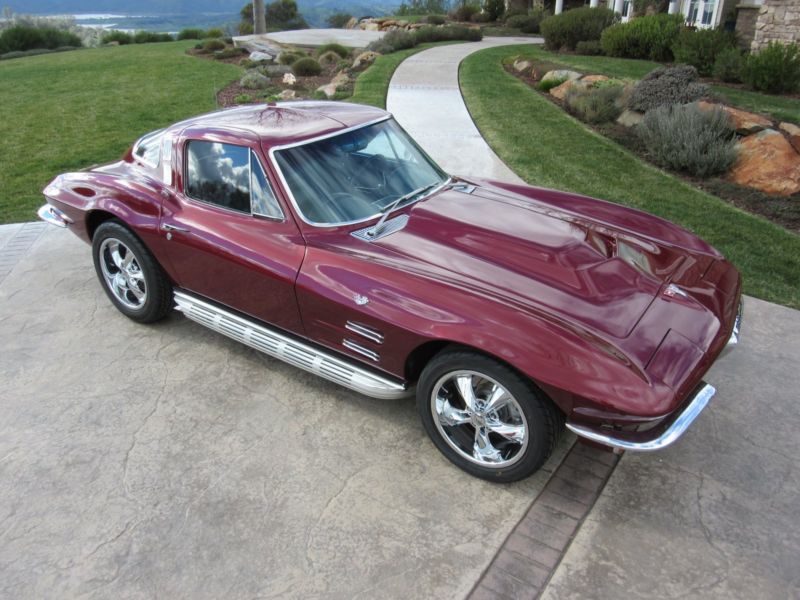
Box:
565;383;716;452
174;291;411;400
37;204;72;228
342;339;380;362
345;321;384;344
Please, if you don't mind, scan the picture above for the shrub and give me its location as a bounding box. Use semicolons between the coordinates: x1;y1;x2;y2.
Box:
600;13;682;62
450;3;480;22
540;7;617;52
741;41;800;94
538;76;567;92
672;27;736;76
202;38;226;52
134;31;173;44
177;28;204;40
278;50;305;64
506;14;542;34
327;12;353;28
638;103;737;177
426;14;447;25
239;21;254;35
471;12;493;23
101;31;133;45
414;24;482;44
628;65;709;112
291;56;322;76
234;93;254;104
316;43;349;58
205;27;225;38
0;25;82;53
483;0;506;21
317;50;341;67
240;70;270;89
576;40;603;55
713;47;744;83
565;83;625;124
215;47;245;59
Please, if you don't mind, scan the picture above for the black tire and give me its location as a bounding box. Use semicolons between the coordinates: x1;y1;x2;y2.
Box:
92;221;172;323
417;349;560;483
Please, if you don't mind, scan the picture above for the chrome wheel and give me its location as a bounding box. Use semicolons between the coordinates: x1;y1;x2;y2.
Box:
98;238;147;310
430;370;529;468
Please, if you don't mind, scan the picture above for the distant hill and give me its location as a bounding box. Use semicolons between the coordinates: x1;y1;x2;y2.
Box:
3;0;402;28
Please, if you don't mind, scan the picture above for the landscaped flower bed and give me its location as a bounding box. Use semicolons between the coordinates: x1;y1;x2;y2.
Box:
506;57;800;233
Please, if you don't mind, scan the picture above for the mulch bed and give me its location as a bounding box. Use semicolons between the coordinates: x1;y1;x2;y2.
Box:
505;63;800;234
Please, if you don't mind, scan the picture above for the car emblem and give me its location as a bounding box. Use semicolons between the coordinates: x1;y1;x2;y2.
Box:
354;294;369;306
663;283;689;299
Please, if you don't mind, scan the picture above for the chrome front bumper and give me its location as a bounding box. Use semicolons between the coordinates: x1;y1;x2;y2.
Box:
566;383;716;452
720;298;743;358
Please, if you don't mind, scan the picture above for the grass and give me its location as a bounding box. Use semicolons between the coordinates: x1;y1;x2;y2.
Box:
349;41;464;108
505;46;800;123
0;41;240;224
460;45;800;309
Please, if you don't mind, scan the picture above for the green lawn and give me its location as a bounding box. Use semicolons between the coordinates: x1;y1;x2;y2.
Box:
461;45;800;309
506;46;800;124
0;42;240;224
349;41;465;108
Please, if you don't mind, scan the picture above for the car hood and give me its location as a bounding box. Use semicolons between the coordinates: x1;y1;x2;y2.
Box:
370;182;717;340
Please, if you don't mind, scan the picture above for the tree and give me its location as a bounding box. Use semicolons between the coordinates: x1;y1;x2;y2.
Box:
327;12;354;28
254;0;266;34
265;0;309;30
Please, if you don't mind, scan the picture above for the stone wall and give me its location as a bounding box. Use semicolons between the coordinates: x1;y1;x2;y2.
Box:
751;0;800;52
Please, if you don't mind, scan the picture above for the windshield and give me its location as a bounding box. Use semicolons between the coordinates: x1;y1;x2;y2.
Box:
273;119;448;226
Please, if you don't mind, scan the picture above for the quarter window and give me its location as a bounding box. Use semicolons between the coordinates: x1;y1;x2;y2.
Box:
134;130;163;167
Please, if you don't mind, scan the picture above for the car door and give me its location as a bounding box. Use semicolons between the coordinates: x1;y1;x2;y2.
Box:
159;129;306;335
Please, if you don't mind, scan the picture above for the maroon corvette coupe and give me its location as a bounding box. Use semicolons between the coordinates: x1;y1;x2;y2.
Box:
39;101;742;482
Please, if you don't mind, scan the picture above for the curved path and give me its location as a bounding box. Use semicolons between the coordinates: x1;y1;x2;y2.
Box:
387;38;538;184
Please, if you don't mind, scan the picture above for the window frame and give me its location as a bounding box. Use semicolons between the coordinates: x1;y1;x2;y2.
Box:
182;138;284;222
133;129;164;170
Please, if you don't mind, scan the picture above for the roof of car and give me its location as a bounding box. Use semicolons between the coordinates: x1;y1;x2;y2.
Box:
173;101;390;148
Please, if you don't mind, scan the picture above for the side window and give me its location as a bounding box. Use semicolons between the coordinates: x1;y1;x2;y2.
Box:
185;141;250;213
134;130;163;167
250;151;283;219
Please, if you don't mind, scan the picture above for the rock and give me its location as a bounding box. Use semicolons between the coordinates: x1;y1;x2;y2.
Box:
353;50;380;69
331;71;349;87
249;51;274;63
541;69;582;84
697;101;772;135
278;89;296;100
397;20;409;27
344;17;358;29
263;64;291;76
316;83;338;98
282;72;296;85
729;129;800;196
363;22;380;31
581;74;610;85
512;59;533;73
617;109;644;127
779;122;800;154
549;79;580;100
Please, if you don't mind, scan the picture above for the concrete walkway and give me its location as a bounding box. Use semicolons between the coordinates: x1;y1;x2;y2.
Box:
388;38;538;184
388;38;800;599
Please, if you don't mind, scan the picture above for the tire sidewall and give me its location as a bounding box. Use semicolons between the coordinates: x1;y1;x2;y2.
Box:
417;351;554;483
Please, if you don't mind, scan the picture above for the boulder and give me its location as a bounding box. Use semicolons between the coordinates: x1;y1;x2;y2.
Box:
617;109;644;127
344;17;359;29
363;22;380;31
729;129;800;196
249;51;274;63
581;74;610;85
263;64;291;76
278;89;296;100
353;50;380;69
549;79;580;100
697;101;772;135
397;20;409;27
316;83;338;98
331;71;350;88
779;122;800;154
541;69;582;84
512;59;533;74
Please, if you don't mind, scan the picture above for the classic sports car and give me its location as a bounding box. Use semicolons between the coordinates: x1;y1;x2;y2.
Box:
39;101;742;482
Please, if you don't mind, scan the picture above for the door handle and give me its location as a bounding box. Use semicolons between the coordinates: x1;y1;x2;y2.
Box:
161;223;190;233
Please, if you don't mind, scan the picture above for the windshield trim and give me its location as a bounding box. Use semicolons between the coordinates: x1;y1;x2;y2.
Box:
267;115;449;228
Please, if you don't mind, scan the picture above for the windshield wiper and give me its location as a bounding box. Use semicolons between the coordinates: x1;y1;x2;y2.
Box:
366;180;445;238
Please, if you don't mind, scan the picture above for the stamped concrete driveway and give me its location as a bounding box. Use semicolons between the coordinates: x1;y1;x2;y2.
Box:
0;224;569;599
